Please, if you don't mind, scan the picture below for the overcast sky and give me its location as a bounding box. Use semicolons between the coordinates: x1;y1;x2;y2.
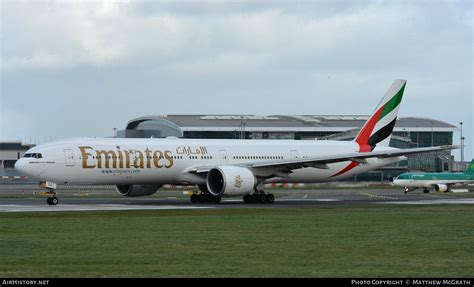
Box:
1;0;472;160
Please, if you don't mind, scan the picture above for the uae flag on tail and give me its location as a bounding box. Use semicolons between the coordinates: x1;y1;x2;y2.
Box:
330;79;406;178
355;79;407;152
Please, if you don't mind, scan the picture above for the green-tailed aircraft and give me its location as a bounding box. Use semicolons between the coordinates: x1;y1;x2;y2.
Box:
393;159;474;193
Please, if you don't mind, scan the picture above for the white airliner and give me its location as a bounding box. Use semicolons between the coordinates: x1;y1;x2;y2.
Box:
15;80;456;205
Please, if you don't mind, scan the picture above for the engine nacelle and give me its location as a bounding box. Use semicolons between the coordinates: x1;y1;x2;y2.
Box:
206;166;256;196
115;184;161;197
434;184;448;192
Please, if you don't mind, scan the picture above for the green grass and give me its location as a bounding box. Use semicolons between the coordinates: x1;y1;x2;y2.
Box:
0;205;473;277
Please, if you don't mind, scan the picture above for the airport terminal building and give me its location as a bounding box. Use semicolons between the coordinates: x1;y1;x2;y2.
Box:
117;114;459;180
0;142;35;177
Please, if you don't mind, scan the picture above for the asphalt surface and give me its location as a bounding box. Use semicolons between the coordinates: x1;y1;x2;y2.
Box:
0;183;473;212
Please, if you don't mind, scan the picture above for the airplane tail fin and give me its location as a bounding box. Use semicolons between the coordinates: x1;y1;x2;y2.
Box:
464;159;474;175
354;79;407;152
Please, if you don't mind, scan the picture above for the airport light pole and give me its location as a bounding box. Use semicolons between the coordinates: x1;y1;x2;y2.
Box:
239;117;246;140
431;121;434;147
239;122;242;139
416;125;419;148
459;122;464;163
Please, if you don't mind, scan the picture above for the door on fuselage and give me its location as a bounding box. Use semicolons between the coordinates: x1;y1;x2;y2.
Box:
64;149;75;167
219;150;228;164
290;150;299;159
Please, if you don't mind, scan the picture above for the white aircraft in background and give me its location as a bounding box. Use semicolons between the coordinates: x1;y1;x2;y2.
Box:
393;159;474;194
15;80;456;205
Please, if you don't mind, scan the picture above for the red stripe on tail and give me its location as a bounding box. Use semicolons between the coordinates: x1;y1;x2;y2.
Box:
355;106;384;148
329;105;385;178
330;161;359;178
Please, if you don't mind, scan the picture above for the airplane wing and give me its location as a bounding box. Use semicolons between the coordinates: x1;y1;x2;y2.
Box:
189;145;459;174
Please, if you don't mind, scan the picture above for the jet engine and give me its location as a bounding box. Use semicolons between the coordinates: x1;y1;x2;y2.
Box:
434;184;448;192
206;166;257;196
115;184;162;197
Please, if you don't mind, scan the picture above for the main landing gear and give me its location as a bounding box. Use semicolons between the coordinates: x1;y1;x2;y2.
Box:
243;191;275;204
190;193;221;204
190;184;221;204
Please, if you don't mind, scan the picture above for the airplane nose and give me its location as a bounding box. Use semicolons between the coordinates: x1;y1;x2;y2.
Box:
14;159;25;173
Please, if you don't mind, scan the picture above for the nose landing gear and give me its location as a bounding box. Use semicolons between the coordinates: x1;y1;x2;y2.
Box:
46;194;59;205
39;181;59;205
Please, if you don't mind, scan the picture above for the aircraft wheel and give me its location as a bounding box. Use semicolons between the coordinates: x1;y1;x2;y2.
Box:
423;189;430;194
194;195;201;203
213;196;221;204
243;195;251;204
47;196;59;205
204;194;213;203
259;194;267;203
266;194;275;203
190;194;198;203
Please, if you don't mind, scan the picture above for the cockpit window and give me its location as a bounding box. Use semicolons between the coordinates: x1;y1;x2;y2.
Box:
23;153;42;159
396;174;408;180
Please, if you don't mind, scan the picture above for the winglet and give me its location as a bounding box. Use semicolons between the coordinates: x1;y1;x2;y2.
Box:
355;80;407;152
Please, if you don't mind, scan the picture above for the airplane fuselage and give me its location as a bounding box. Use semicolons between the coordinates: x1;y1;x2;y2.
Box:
15;138;403;186
13;80;459;205
393;173;474;188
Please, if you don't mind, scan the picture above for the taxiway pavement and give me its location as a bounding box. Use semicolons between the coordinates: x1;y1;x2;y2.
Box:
0;184;472;212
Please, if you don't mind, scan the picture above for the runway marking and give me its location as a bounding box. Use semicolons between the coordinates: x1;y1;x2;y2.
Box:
218;198;342;202
278;199;341;202
360;192;398;200
0;204;213;213
379;199;474;205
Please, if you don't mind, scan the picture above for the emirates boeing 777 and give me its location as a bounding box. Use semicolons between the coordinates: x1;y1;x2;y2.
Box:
15;80;457;205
